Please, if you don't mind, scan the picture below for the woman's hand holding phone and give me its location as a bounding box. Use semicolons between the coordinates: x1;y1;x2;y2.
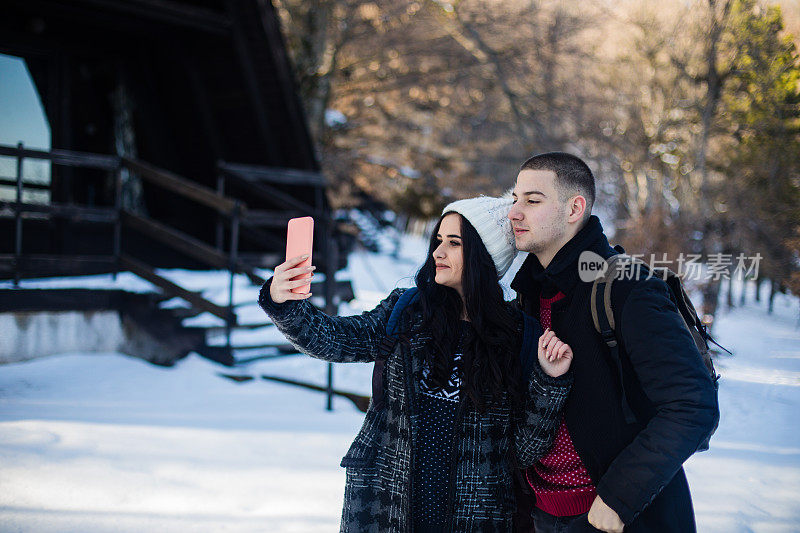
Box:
269;255;316;304
537;328;574;378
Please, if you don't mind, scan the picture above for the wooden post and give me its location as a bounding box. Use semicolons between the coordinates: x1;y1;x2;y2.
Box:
112;162;123;280
14;142;24;287
216;164;225;252
324;217;338;411
327;361;334;412
226;200;242;353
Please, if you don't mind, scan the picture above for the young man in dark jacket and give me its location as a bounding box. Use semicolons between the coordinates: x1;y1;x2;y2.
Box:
507;152;720;533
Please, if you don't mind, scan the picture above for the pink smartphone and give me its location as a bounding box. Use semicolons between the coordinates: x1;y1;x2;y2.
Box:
286;216;314;294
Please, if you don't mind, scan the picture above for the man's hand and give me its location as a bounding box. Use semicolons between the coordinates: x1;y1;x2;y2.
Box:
588;495;624;533
537;328;573;377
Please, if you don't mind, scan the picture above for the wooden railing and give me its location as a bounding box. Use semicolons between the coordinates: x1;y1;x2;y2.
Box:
0;142;123;286
217;160;341;410
1;143;340;367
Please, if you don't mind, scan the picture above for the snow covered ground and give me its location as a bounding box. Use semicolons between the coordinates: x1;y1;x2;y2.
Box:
1;233;799;532
684;281;800;532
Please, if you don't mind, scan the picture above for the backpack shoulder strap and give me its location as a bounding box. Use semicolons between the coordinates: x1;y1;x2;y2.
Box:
385;287;419;338
591;252;723;444
372;287;419;411
378;287;420;357
519;311;542;384
590;253;640;424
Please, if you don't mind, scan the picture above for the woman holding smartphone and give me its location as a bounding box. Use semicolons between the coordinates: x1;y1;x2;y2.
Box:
260;196;574;533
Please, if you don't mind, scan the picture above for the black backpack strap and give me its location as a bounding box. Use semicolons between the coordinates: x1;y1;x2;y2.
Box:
518;311;542;386
591;255;638;425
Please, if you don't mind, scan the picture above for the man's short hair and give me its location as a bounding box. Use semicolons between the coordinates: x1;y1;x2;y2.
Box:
520;152;595;217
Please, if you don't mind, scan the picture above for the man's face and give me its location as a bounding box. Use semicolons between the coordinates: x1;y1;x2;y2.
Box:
508;169;570;256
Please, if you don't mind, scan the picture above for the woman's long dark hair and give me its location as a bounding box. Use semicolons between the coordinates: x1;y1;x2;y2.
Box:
413;212;521;410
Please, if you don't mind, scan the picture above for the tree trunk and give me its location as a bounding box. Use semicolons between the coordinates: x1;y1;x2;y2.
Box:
755;276;762;302
701;278;722;318
768;279;777;315
739;278;747;307
726;275;735;309
696;0;732;201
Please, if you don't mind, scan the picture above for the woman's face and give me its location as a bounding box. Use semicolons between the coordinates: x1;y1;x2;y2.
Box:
433;213;464;297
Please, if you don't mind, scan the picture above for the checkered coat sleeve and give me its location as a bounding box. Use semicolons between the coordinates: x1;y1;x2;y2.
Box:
259;278;405;363
514;360;573;469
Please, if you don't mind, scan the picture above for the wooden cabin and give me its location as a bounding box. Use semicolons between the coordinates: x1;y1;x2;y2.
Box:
0;0;351;368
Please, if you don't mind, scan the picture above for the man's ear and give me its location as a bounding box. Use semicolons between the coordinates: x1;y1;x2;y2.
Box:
567;195;587;223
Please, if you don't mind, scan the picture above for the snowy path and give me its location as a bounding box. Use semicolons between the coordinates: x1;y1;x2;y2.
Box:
684;284;800;532
0;354;365;532
1;237;799;532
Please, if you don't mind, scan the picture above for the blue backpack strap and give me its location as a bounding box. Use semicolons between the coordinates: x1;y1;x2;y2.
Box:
519;311;542;384
385;287;419;338
373;287;419;410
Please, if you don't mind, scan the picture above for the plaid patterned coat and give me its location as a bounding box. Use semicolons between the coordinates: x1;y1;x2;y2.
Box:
260;285;571;533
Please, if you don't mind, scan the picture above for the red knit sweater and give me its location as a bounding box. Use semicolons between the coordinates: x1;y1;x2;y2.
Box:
526;291;597;516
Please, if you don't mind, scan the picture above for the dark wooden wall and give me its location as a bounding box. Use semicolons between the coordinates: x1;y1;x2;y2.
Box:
1;0;326;266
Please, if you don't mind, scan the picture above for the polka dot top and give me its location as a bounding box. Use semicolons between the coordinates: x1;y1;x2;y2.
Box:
412;321;468;531
526;291;597;517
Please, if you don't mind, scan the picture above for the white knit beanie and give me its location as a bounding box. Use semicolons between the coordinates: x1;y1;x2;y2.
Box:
441;195;517;278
